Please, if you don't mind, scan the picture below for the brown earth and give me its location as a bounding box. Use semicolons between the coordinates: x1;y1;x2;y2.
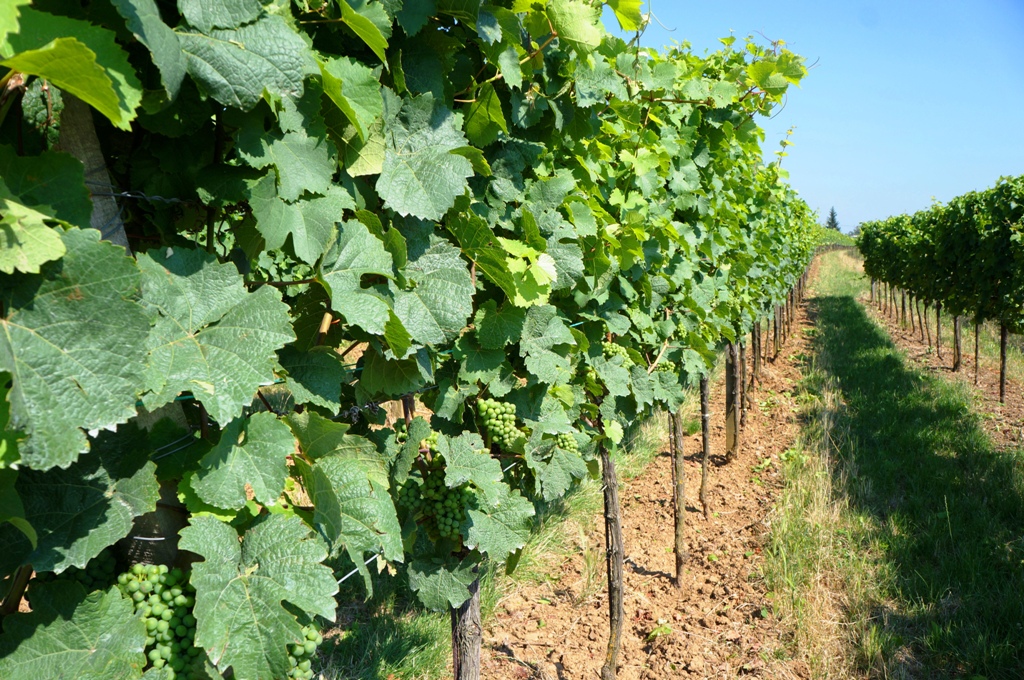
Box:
480;261;824;680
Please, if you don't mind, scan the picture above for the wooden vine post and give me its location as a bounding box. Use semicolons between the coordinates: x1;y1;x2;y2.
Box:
671;411;687;589
739;341;749;429
953;315;962;371
975;322;980;385
724;342;739;462
599;426;624;680
699;376;712;518
1000;323;1008;403
936;303;942;359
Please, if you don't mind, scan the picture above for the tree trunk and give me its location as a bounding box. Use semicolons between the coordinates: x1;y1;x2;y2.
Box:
1000;323;1008;404
725;342;739;463
739;341;748;430
901;290;906;327
870;279;874;304
936;303;942;359
924;304;931;348
975;322;980;386
918;299;925;342
953;316;962;371
910;296;916;334
55;94;130;251
671;411;687;589
752;322;761;385
699;376;711;518
600;440;624;680
451;574;481;680
773;309;780;360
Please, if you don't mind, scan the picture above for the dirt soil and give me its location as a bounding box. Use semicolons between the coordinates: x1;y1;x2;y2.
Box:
860;276;1024;452
481;261;823;680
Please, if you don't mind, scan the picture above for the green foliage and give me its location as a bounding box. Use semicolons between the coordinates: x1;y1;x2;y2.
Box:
858;176;1024;326
0;1;821;674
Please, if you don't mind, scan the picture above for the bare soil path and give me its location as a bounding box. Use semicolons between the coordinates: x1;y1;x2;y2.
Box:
481;260;825;680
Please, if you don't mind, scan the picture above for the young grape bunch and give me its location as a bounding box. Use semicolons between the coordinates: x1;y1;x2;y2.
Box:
554;432;579;454
654;358;677;373
116;563;207;680
477;398;521;449
27;547;118;602
602;341;634;367
397;452;476;541
286;623;324;680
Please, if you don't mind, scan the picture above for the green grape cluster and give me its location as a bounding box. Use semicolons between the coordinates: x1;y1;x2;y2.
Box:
117;564;207;680
287;623;323;680
395;421;439;453
554;432;579;453
396;454;475;541
29;548;118;600
654;359;677;373
602;341;634;367
477;398;520;449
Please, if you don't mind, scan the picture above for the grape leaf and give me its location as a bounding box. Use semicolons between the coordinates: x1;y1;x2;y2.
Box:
247;174;352;264
111;0;186;100
0;582;147;680
519;305;575;385
0;145;91;227
436;432;505;499
524;439;587;501
176;16;309;110
396;0;435;36
4;9;142;129
180;514;338;680
606;0;645;32
0;228;150;470
377;91;475;220
0;470;34;548
358;346;431;399
393;239;474;346
446;210;518;300
338;0;389;63
0;182;66;275
463;82;507;147
139;247;295;426
473;299;526;349
179;0;261;32
465;483;534;559
237;125;337;203
317;221;395;336
320;55;383;141
0;428;158;576
279;346;349;411
408;555;479;610
0;0;30;54
391;416;432;484
192;412;293;510
285;411;377;461
291;414;402;587
546;0;603;55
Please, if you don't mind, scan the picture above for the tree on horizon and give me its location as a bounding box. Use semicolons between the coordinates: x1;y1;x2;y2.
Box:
826;207;840;231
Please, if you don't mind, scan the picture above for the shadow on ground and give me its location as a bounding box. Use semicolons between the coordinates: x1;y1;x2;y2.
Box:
809;291;1024;678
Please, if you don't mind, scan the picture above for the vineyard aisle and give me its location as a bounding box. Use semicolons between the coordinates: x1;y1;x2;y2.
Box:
478;267;823;680
766;250;1024;679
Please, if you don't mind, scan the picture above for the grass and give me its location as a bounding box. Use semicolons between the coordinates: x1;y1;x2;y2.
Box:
316;409;676;679
765;250;1024;678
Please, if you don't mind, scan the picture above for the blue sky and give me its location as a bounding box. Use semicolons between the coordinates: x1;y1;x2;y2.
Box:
606;1;1024;232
